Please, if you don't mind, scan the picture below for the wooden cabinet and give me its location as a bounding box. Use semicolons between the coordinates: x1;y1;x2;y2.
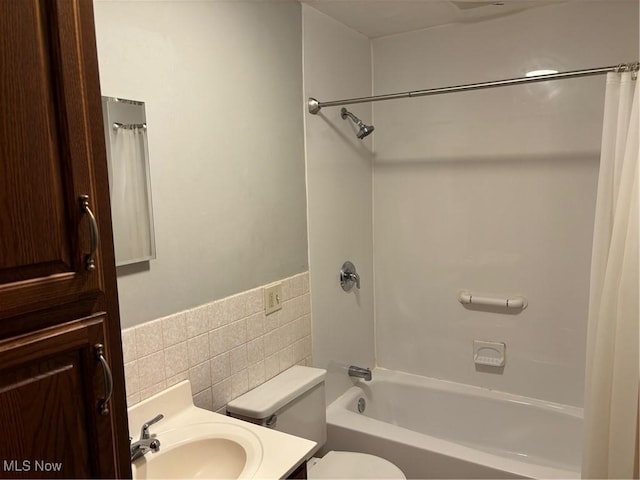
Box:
0;0;130;477
0;0;103;321
287;461;308;479
0;316;116;478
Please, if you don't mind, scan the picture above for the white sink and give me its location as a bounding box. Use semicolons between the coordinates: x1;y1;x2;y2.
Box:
132;423;263;480
128;381;316;479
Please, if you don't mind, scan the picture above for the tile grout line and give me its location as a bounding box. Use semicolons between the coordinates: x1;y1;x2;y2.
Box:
123;272;312;412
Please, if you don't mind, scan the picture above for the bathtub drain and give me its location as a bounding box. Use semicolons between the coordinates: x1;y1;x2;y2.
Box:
357;397;366;413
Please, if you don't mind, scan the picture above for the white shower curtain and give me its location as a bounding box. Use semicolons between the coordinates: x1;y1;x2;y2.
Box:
582;72;639;479
111;127;153;263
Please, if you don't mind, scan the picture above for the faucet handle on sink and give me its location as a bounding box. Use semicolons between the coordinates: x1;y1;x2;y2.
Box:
141;414;164;440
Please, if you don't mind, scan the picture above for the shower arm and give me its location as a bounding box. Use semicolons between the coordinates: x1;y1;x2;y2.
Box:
340;108;365;127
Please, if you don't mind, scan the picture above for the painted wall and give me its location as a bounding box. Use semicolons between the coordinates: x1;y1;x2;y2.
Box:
302;5;375;404
93;1;308;328
372;1;639;406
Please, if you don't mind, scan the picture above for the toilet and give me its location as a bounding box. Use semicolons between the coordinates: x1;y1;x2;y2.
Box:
226;365;406;479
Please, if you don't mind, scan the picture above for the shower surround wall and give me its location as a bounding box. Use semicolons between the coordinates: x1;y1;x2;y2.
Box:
302;5;375;404
371;2;639;407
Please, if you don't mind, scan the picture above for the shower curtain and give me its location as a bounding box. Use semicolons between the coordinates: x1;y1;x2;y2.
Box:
110;127;153;263
582;71;639;479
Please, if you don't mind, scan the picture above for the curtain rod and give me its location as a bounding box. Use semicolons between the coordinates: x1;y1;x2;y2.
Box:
307;62;639;114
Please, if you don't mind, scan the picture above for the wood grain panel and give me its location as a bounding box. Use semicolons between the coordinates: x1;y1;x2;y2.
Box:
0;360;91;478
0;0;70;276
0;316;115;478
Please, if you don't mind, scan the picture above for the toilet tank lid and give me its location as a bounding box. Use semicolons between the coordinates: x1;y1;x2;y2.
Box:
227;366;326;419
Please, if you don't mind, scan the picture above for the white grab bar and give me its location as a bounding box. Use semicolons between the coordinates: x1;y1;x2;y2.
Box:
458;292;527;310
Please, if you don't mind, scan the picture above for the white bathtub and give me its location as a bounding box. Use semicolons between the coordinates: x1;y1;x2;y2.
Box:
324;368;582;479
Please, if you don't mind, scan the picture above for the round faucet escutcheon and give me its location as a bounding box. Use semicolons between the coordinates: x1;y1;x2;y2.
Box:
340;261;360;292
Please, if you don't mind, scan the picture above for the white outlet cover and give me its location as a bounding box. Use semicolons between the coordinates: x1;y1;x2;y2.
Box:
264;283;283;315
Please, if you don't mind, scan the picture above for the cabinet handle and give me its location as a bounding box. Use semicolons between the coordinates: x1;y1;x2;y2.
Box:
79;195;99;272
95;343;113;416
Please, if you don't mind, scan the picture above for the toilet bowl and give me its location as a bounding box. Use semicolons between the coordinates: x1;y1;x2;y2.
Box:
226;366;405;479
308;451;405;479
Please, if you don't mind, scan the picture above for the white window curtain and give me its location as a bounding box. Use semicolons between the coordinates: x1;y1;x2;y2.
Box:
582;71;639;479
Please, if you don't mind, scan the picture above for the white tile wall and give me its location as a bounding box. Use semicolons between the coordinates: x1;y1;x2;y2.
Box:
370;2;639;407
122;272;312;412
302;5;375;405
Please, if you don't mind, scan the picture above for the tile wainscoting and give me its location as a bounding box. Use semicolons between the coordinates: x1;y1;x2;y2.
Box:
121;272;312;412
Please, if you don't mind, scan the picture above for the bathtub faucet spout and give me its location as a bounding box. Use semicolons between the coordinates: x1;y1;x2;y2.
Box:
348;365;372;381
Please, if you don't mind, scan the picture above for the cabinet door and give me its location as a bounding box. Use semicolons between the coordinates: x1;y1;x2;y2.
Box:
0;314;119;478
0;0;110;320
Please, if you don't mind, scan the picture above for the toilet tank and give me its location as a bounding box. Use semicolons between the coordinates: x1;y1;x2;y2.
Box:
226;366;327;454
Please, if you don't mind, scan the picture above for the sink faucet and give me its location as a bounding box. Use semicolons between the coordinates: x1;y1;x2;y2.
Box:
130;414;164;462
348;365;372;381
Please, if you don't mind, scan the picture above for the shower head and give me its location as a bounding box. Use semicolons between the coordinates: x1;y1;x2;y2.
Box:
341;107;374;139
356;123;375;140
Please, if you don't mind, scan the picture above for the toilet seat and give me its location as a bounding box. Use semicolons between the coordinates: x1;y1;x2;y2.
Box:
308;451;406;479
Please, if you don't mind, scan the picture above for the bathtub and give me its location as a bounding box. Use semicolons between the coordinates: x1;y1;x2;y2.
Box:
324;368;582;479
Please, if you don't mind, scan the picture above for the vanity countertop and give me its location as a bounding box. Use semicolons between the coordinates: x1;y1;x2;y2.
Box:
128;380;317;479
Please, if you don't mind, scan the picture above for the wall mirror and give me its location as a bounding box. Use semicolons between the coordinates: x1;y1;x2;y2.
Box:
101;96;156;267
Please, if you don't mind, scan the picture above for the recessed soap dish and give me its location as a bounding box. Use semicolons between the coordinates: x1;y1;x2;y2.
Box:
474;340;505;367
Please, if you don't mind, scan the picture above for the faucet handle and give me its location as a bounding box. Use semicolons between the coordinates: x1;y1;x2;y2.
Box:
340;261;361;291
350;271;360;289
140;414;164;440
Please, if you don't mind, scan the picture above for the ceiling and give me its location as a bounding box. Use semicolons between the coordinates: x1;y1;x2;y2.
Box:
300;0;568;38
